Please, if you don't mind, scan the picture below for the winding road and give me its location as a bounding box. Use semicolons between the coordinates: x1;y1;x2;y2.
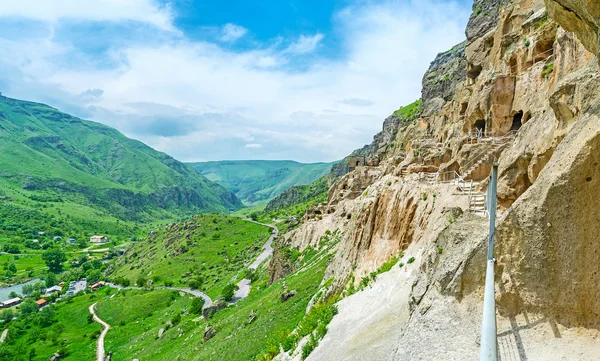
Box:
89;219;277;359
106;284;213;307
89;303;110;361
233;221;278;302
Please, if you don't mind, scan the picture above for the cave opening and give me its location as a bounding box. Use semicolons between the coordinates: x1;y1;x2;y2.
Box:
512;111;523;131
475;119;486;136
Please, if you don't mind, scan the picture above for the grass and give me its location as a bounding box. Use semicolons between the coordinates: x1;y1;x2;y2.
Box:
0;292;104;360
95;289;192;360
109;214;272;299
100;253;330;361
393;99;423;121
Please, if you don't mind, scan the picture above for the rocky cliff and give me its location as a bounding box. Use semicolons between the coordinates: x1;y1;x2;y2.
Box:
270;0;600;359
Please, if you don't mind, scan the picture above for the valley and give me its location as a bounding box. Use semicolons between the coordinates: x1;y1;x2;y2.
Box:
1;0;600;360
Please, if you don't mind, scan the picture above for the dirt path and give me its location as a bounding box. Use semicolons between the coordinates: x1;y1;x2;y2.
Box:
0;328;8;343
233;221;278;302
89;303;110;361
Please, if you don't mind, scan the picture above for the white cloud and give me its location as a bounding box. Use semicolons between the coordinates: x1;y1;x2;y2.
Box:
0;0;175;31
284;33;324;54
0;0;471;162
245;143;263;148
220;23;248;42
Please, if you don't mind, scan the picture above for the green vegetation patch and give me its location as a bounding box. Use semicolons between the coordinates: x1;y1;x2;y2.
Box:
109;214;271;299
392;99;423;121
0;292;105;360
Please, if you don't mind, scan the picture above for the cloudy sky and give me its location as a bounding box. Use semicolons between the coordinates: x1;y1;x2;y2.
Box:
0;0;472;163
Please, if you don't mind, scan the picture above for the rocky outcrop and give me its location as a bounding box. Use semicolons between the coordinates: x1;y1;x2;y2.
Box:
273;0;600;357
545;0;600;62
422;42;467;116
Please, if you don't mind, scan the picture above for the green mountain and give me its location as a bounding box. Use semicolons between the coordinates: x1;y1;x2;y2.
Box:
187;160;334;206
0;95;242;240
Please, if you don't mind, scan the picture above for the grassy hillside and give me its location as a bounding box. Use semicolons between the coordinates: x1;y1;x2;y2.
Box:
187;160;334;206
109;214;271;299
0;95;242;243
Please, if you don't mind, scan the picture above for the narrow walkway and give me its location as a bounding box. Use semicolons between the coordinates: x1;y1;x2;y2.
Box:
0;328;8;343
233;221;278;302
89;303;110;361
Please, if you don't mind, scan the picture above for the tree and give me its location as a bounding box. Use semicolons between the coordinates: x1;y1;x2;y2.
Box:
190;297;205;315
221;283;239;302
136;275;147;287
0;308;15;323
45;273;57;288
8;291;20;299
22;284;34;296
20;299;38;317
42;248;67;272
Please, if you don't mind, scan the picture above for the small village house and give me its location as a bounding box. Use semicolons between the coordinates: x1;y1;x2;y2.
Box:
45;285;62;295
0;297;22;308
90;235;109;243
36;299;48;308
90;281;106;291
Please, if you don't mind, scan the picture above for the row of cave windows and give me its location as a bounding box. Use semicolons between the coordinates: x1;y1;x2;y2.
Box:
474;111;526;134
350;112;527;168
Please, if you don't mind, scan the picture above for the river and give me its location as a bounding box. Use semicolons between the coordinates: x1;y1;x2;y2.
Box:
0;279;41;302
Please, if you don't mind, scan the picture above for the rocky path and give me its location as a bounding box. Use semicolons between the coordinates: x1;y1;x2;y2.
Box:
233;221;278;302
89;303;110;361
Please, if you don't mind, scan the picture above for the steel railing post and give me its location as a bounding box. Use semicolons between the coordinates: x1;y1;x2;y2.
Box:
479;163;499;361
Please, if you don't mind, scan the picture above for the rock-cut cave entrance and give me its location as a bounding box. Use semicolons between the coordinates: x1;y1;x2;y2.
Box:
512;111;523;131
474;119;486;136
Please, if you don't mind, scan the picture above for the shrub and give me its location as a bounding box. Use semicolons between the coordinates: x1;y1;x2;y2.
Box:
188;278;203;290
438;247;444;254
524;38;531;47
542;63;554;78
407;257;416;264
377;255;399;274
302;334;319;360
422;193;428;201
221;283;239;302
190;297;205;315
136;275;147;287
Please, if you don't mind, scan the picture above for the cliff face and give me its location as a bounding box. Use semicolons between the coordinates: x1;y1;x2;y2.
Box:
271;0;600;358
545;0;600;61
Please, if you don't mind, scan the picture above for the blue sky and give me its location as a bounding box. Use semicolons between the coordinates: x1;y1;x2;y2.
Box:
0;0;472;163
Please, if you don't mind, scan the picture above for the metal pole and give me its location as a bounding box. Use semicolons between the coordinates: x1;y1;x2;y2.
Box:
479;163;498;361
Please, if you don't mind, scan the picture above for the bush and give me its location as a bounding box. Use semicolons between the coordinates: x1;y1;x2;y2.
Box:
188;278;203;290
407;257;416;264
438;247;444;254
301;334;318;360
542;63;554;78
221;283;239;302
190;297;205;315
136;275;147;287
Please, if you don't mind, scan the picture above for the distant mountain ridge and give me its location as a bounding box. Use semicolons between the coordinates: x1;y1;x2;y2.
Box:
188;160;335;206
0;95;242;238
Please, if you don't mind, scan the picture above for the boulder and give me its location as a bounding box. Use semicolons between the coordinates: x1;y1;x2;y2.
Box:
247;311;256;324
203;325;216;341
281;290;297;303
202;300;227;320
158;328;165;339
